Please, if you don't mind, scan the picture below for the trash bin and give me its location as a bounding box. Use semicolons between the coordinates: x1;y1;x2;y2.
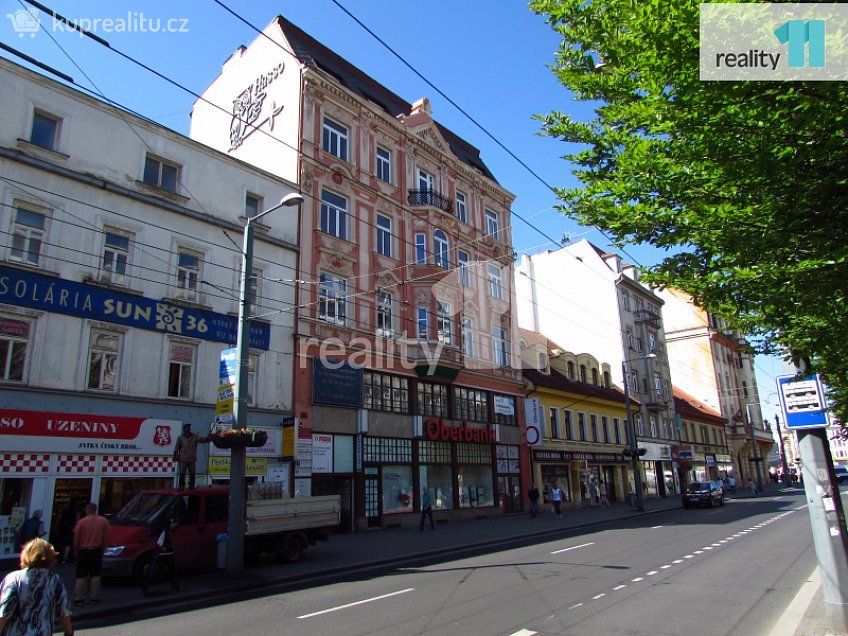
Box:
216;533;228;569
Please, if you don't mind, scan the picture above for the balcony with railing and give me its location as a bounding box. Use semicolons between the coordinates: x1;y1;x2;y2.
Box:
635;308;662;328
408;189;452;214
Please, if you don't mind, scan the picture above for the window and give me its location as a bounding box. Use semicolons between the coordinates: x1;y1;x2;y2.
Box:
654;372;663;397
101;230;130;285
461;317;474;358
376;146;392;183
456;191;468;223
538;352;548;373
567;361;575;380
417;307;428;340
549;408;560;439
455;387;489;422
176;249;201;302
602;416;611;443
603;371;611;388
10;204;47;266
648;332;657;353
167;341;195;398
415;233;427;264
322;117;348;161
376;214;392;257
458;250;471;287
30;111;59;150
436;301;453;345
0;317;29;381
143;155;179;193
492;326;508;367
247;353;259;406
87;329;120;391
629;370;639;394
591;368;599;386
433;230;449;268
364;371;409;414
376;291;394;337
636;413;644;436
578;413;587;441
650;416;658;438
418;169;435;192
485;209;499;238
418;381;448;418
590;414;600;442
320;190;348;240
626;328;635;350
318;273;347;325
579;365;587;383
622;291;631;311
613;417;622;444
488;265;503;300
245;193;262;219
563;410;574;440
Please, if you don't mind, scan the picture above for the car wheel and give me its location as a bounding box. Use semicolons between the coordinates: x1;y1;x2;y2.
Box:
133;552;156;587
719;496;725;506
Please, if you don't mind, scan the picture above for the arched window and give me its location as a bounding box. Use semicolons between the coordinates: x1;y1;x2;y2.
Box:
433;230;449;268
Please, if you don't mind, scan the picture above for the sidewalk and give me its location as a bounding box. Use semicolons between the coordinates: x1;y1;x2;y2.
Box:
1;485;825;633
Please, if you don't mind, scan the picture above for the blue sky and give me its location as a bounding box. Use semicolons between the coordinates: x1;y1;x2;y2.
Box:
1;0;787;422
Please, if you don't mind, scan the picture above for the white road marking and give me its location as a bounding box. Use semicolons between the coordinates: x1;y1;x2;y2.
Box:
593;593;606;600
647;570;659;576
660;565;672;569
673;559;684;564
632;577;644;582
551;542;595;554
614;585;627;590
297;588;415;619
684;555;695;559
651;525;663;529
703;546;714;550
694;550;704;554
569;603;584;610
508;630;537;636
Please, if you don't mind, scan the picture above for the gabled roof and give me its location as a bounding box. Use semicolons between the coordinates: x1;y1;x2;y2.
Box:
524;368;631;406
673;386;725;426
276;16;497;182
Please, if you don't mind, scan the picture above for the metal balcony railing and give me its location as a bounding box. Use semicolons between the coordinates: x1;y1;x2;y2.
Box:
407;189;452;214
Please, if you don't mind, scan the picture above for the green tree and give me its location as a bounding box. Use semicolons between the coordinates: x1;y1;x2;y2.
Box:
530;0;848;422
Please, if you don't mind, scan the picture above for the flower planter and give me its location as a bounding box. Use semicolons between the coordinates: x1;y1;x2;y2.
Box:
210;431;268;449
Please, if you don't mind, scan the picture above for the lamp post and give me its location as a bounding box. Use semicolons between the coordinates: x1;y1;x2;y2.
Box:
746;403;765;491
622;354;656;512
227;192;304;576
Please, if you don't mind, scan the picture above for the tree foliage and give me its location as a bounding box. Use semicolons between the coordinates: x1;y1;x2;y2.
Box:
530;0;848;422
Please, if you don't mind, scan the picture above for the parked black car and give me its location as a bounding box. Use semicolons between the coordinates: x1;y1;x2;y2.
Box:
682;481;725;508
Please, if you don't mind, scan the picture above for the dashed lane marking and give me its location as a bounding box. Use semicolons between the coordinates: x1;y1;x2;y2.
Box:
297;588;415;619
551;542;594;555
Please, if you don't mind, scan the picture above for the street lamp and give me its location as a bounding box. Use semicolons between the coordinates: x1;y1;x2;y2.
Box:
227;192;304;576
622;354;656;512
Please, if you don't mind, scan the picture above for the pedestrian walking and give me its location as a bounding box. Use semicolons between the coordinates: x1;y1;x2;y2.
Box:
528;483;540;518
598;480;610;507
15;510;46;551
0;538;74;636
588;479;598;506
174;423;210;489
551;483;563;519
749;479;758;497
72;502;110;605
419;487;435;531
728;475;737;494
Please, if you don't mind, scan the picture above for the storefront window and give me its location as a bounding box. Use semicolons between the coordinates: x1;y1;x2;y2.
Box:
382;465;413;514
541;465;572;503
457;465;493;508
419;465;453;510
417;382;449;418
455;387;489;423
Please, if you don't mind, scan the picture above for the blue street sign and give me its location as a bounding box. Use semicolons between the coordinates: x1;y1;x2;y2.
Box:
220;348;238;386
777;374;829;430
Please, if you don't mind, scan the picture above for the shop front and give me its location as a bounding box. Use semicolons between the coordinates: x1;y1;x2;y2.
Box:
639;441;675;497
531;448;628;509
0;408;179;556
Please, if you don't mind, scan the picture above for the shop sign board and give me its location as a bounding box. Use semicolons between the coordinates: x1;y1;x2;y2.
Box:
312;359;363;408
295;436;312;477
0;408;178;455
219;349;238;385
312;434;333;473
424;418;495;443
282;417;296;459
0;265;269;349
524;398;542;446
494;395;515;416
208;456;267;476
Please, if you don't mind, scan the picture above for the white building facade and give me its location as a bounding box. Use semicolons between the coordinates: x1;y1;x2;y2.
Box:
0;58;300;552
515;239;679;497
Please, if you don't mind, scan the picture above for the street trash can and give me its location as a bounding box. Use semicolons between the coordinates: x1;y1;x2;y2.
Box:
216;533;228;569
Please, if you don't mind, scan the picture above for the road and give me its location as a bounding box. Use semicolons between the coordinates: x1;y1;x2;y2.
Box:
82;490;814;635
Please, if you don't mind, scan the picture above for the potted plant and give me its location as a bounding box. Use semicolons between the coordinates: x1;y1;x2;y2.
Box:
209;428;268;448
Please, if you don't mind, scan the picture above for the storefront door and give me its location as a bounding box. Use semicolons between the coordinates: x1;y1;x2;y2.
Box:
364;473;380;528
603;467;617;504
49;478;93;547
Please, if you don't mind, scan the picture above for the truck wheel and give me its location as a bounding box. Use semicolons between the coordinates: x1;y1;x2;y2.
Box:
275;534;305;563
133;553;156;587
